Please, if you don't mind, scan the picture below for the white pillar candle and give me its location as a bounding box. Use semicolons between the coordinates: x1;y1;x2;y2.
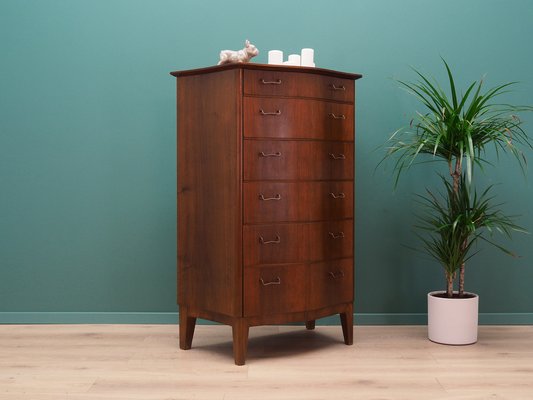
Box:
301;48;314;67
288;54;301;66
268;50;283;65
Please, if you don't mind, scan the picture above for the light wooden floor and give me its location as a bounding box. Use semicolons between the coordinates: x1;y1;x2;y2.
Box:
1;324;532;399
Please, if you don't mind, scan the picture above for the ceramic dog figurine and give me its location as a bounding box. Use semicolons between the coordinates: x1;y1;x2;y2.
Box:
218;40;259;65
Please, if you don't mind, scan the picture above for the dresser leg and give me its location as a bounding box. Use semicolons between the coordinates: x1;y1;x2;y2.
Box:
179;305;197;350
305;320;316;330
340;304;353;345
232;319;249;366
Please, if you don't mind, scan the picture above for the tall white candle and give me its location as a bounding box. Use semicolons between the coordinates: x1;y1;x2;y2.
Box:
301;48;314;67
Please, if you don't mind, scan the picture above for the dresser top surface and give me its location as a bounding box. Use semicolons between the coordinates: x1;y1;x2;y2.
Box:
170;63;362;80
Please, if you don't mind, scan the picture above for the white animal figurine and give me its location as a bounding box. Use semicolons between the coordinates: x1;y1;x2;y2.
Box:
218;40;259;65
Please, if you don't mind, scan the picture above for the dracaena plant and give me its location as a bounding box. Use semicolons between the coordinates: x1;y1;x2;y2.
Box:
384;59;532;297
415;176;525;297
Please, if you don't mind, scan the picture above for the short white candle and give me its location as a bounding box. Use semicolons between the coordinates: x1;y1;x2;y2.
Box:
288;54;301;66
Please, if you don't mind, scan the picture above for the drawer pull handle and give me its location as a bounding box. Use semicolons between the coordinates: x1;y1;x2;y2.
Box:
329;153;346;160
331;84;346;91
261;79;282;85
329;113;346;120
259;235;281;244
260;109;282;116
329;192;345;199
328;271;345;279
259;193;281;201
259;151;282;157
329;232;345;239
260;277;281;286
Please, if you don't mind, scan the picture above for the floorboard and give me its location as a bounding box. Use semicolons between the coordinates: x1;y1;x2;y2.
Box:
1;324;532;399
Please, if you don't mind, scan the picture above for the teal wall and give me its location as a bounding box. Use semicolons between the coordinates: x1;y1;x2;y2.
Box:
1;0;532;324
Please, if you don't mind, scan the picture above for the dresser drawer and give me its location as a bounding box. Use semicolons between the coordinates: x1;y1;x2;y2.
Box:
309;220;353;262
244;140;354;181
243;220;353;266
244;182;353;223
244;264;307;317
244;70;354;102
244;97;354;140
308;258;353;310
243;223;307;266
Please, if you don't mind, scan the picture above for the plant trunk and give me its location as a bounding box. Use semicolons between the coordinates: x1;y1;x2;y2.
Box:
451;157;467;296
450;158;461;195
446;272;454;297
459;260;465;296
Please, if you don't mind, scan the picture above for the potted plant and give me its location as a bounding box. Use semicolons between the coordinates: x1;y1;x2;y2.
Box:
384;59;532;344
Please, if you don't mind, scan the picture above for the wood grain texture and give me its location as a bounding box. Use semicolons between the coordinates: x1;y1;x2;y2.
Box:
244;182;354;223
175;65;359;364
171;62;363;81
243;220;353;266
177;69;242;317
244;263;308;317
244;69;355;102
244;140;354;181
2;324;533;400
243;223;307;266
308;258;354;310
244;97;354;140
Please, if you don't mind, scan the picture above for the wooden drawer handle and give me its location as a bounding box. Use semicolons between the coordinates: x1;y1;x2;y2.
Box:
259;151;282;157
261;79;282;85
259;193;281;201
329;192;345;199
328;232;345;239
329;113;346;120
260;109;282;116
329;153;346;160
328;271;345;279
260;277;281;286
259;235;281;244
331;84;346;91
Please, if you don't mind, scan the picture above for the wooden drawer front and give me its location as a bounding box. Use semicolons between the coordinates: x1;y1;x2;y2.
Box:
308;259;353;310
244;220;353;266
244;264;307;317
243;223;306;266
244;140;354;181
309;220;353;262
244;70;354;102
311;181;354;221
244;182;301;223
244;97;354;140
244;182;353;223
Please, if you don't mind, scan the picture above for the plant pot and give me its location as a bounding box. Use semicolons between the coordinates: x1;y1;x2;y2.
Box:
427;291;479;345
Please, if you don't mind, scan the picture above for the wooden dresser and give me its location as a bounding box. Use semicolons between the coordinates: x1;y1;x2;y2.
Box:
171;63;362;365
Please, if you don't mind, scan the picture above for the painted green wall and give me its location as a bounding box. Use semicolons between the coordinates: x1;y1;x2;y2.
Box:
1;0;532;323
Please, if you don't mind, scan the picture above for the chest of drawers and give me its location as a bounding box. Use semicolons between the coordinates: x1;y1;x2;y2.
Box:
171;64;362;365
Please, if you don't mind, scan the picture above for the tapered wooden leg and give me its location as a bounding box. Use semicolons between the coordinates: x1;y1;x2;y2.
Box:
340;304;353;345
232;318;249;366
179;305;196;350
305;320;316;330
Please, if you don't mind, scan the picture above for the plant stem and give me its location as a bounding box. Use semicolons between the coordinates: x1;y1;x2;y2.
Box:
446;273;454;297
451;156;467;296
452;157;461;194
459;259;465;296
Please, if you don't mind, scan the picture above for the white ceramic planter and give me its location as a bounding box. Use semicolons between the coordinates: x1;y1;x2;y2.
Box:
427;291;479;345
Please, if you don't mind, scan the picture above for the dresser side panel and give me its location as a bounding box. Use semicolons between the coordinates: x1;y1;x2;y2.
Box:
177;69;242;317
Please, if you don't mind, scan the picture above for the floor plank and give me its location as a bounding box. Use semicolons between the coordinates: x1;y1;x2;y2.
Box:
0;325;532;399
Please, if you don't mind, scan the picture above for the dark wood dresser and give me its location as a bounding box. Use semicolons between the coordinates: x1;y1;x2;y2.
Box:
170;63;362;365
